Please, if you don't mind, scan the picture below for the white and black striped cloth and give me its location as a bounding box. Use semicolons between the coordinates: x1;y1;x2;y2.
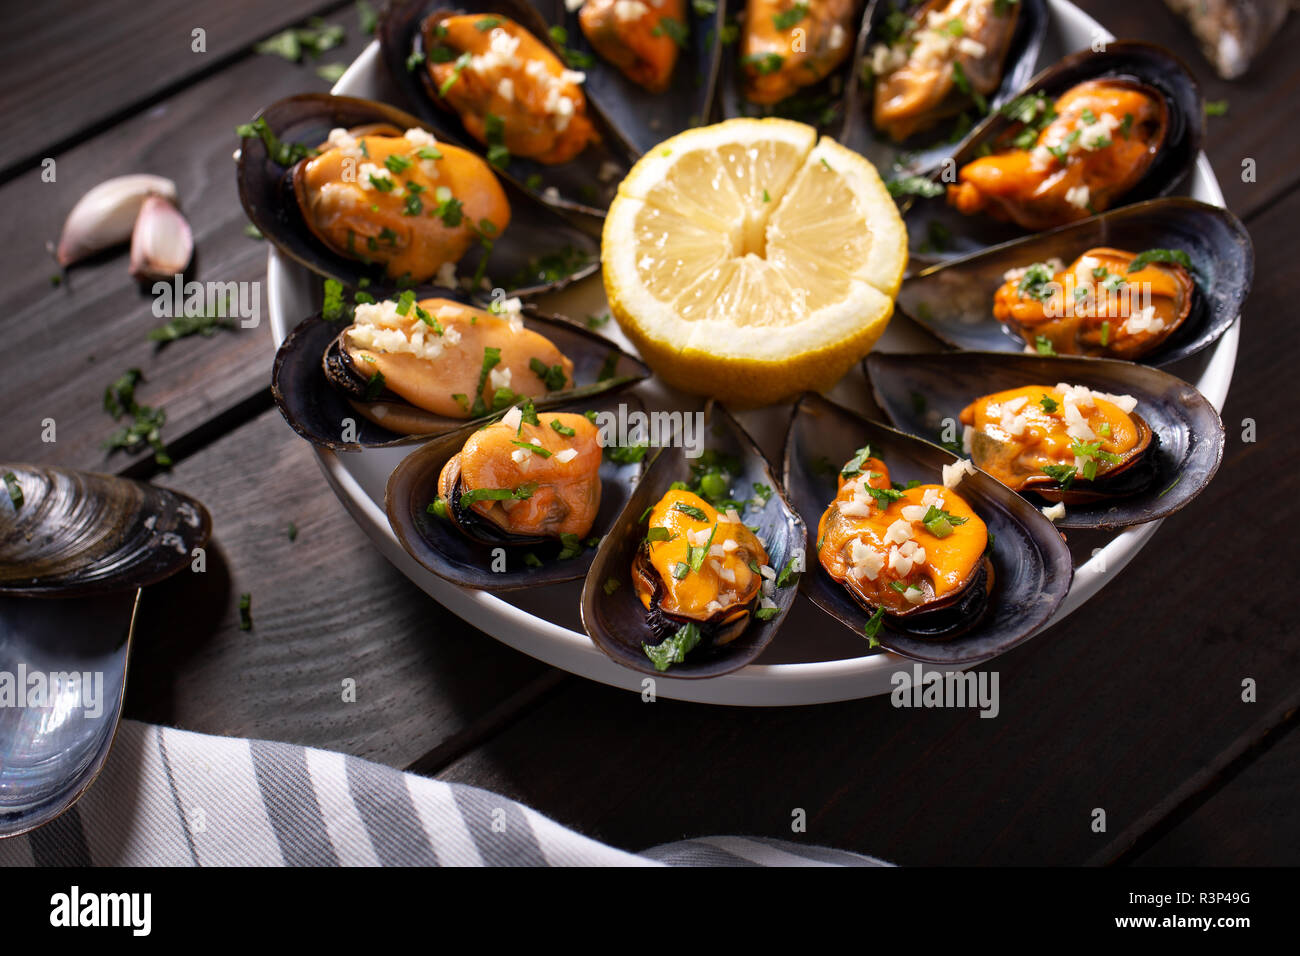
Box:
0;721;888;867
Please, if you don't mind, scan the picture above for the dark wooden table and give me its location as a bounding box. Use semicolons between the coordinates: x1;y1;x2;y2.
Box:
3;0;1297;865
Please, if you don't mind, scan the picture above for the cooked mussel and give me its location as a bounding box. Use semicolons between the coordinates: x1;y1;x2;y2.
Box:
379;0;637;216
865;0;1044;139
531;0;723;155
236;93;600;290
948;77;1168;230
577;0;686;93
582;404;805;678
0;465;211;598
959;382;1157;505
895;198;1253;365
864;351;1226;529
386;392;648;588
816;448;994;637
783;392;1072;663
719;0;862;130
273;288;651;450
992;247;1194;360
631;489;772;651
419;11;599;164
902;43;1203;256
436;406;604;547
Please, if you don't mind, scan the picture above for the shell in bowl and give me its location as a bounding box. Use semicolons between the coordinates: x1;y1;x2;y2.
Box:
385;392;649;588
581;403;806;678
235;93;600;294
895;198;1253;366
841;0;1048;177
272;288;650;450
782;391;1072;663
864;350;1226;529
378;0;647;217
903;41;1204;259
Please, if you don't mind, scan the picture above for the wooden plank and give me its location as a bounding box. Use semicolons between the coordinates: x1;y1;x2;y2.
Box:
1129;716;1300;866
1079;0;1300;220
0;21;377;473
122;407;557;766
432;190;1300;862
0;0;356;177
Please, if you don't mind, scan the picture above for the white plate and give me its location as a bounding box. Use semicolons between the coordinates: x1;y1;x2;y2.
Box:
267;0;1237;705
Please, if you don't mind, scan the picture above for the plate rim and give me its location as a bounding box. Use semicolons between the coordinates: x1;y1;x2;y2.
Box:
265;1;1239;705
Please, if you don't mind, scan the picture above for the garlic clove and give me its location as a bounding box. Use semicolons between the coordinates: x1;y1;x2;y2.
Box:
56;174;178;266
128;195;193;281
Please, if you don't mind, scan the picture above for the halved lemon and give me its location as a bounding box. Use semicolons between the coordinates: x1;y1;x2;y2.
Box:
602;118;907;406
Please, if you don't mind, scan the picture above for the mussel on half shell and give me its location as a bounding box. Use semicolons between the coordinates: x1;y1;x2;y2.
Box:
902;42;1204;258
581;404;806;678
378;0;640;217
718;0;864;133
386;392;649;588
840;0;1047;176
894;198;1253;366
864;350;1226;529
530;0;723;155
783;392;1072;663
236;93;601;292
273;289;651;450
0;465;211;598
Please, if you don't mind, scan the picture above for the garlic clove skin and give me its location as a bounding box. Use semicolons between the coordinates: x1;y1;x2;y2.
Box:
128;195;193;281
56;174;178;266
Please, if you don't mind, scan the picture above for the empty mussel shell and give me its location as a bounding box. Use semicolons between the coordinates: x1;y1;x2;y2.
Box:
235;93;601;293
530;0;724;155
386;392;648;588
840;0;1047;177
782;392;1072;663
272;289;652;450
864;350;1225;529
378;0;638;217
895;198;1252;366
904;41;1204;259
0;466;211;598
581;402;806;678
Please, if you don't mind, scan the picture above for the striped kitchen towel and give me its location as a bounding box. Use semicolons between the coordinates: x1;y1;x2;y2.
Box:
0;721;888;867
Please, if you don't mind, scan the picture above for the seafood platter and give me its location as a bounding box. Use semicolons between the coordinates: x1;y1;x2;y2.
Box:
242;0;1250;704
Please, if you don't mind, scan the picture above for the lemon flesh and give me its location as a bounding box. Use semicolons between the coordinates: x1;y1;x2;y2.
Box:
602;118;908;406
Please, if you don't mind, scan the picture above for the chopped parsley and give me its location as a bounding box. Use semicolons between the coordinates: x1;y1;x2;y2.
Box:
742;52;785;76
529;357;568;391
102;369;171;466
922;505;968;539
651;18;689;48
1034;335;1056;356
886;175;944;199
772;2;808;30
673;502;710;521
840;444;875;478
439;52;472;97
1041;464;1077;488
644;621;702;672
235;117;317;166
864;486;906;509
1127;248;1193;273
1039;394;1059;413
239;593;253;631
549;419;576;438
863;607;886;647
603;577;621;595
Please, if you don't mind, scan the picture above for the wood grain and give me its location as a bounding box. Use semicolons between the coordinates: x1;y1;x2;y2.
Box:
0;0;355;176
123;407;557;766
0;20;376;474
